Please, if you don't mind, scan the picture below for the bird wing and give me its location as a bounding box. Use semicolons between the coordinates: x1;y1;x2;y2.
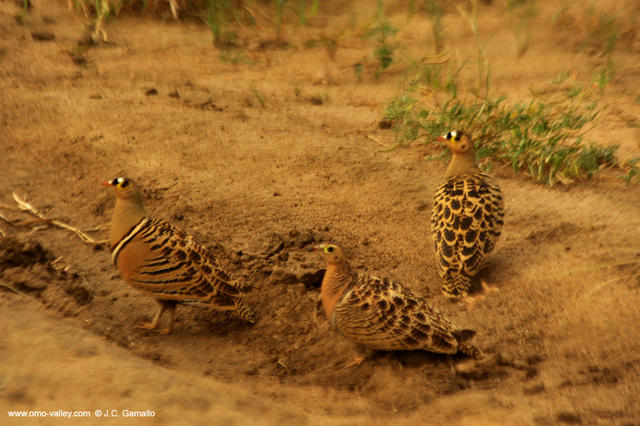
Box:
114;216;248;306
431;173;504;277
332;273;459;353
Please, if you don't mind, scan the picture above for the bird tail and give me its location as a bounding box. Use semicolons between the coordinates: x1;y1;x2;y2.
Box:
231;278;252;293
233;297;257;324
442;273;471;299
453;329;482;359
458;342;483;359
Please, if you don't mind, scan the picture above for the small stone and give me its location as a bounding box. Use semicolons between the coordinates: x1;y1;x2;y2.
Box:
31;31;55;41
378;120;392;129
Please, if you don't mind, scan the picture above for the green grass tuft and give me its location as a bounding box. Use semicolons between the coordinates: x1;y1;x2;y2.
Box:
365;0;398;76
383;65;628;185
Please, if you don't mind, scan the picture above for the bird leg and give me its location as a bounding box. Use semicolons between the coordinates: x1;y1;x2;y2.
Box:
343;348;376;368
135;300;177;334
462;281;499;309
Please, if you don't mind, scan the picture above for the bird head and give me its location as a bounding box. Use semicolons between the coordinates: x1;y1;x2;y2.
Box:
101;177;142;201
437;130;474;155
315;243;347;265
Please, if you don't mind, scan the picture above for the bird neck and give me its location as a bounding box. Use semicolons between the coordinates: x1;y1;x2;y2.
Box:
321;260;355;320
109;196;147;249
445;152;479;179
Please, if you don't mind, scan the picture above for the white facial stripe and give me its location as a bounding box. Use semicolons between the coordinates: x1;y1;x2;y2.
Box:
451;130;457;138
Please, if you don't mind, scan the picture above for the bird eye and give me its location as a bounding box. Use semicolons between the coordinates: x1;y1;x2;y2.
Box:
454;135;461;142
119;179;130;189
324;246;334;254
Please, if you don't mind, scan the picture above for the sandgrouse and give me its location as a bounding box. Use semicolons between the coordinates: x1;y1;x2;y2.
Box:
316;243;481;359
431;130;504;299
103;177;256;334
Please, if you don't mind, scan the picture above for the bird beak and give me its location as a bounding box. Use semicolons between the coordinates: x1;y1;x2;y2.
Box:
436;135;454;149
101;181;112;187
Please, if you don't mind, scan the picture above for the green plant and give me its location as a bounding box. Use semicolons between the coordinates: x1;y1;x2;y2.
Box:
551;71;570;85
426;0;444;54
592;59;616;92
250;84;265;107
354;62;364;80
296;0;319;25
553;4;622;57
71;0;112;43
202;0;237;47
457;0;490;99
273;0;285;35
621;158;640;184
383;94;421;147
383;64;630;185
584;9;619;56
507;0;535;57
366;0;398;76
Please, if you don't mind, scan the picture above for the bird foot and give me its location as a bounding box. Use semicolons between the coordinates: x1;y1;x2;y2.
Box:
480;280;499;295
462;281;499;309
134;322;172;335
462;294;485;309
344;355;366;368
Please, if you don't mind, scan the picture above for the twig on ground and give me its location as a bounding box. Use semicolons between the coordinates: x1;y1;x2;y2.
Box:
367;134;399;152
0;192;106;245
0;283;29;298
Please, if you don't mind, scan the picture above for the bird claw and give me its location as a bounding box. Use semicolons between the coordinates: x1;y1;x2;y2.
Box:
134;322;172;334
344;355;366;368
462;281;499;309
462;294;484;309
134;322;157;331
480;281;499;295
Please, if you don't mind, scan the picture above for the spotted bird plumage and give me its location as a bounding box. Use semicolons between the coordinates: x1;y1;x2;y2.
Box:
317;244;481;358
430;131;504;299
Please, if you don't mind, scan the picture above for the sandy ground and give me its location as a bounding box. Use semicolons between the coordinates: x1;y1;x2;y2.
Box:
1;0;640;424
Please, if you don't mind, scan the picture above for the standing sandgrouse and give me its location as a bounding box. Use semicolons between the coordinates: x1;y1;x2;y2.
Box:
103;177;256;334
316;243;481;359
430;130;504;299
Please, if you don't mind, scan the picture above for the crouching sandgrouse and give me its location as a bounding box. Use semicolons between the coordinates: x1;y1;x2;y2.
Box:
316;243;481;359
103;177;256;334
431;130;504;299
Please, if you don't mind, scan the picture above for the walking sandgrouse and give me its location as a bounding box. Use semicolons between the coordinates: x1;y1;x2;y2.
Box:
431;130;504;299
316;243;481;358
103;177;256;334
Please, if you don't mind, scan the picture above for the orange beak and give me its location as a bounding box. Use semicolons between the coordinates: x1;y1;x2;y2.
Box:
436;136;447;142
101;181;112;187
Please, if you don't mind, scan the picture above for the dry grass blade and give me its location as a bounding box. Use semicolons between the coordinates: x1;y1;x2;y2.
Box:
584;274;638;299
0;283;29;298
12;192;45;218
367;134;398;152
10;192;104;245
420;50;451;65
168;0;179;19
